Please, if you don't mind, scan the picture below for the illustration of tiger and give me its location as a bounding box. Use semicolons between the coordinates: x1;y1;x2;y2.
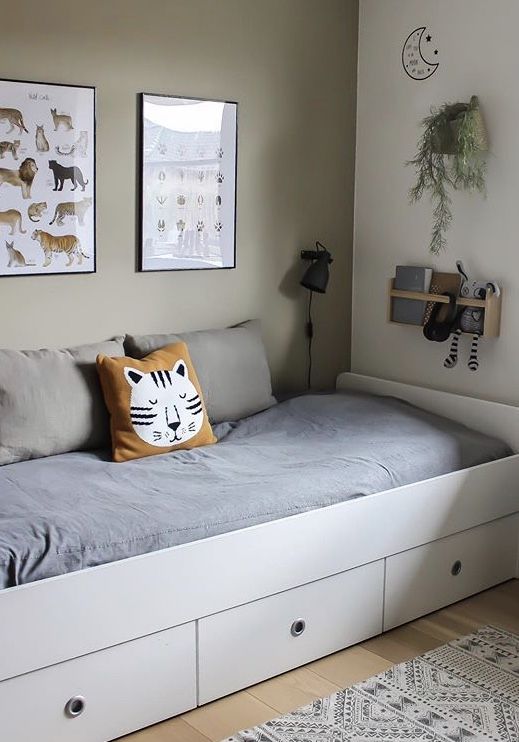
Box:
124;361;204;447
28;202;47;223
0;209;26;235
56;131;88;158
0;158;38;199
49;197;92;226
35;125;50;153
0;140;20;160
31;229;89;267
5;241;34;267
0;108;28;135
48;160;88;191
50;108;73;131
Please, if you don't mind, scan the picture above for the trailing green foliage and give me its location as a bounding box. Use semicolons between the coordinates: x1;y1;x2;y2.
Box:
408;97;487;255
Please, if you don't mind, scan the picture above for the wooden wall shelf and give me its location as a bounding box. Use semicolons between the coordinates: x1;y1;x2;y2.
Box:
388;278;502;338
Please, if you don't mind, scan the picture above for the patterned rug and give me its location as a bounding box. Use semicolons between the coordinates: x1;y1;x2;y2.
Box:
224;626;519;741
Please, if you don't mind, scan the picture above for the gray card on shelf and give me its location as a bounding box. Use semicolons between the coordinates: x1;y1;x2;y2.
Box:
392;266;433;325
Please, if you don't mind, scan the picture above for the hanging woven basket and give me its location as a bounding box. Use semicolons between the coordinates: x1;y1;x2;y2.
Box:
432;96;488;155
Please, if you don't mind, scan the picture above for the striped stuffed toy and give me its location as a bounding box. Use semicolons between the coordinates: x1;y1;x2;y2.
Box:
444;261;499;373
444;325;482;372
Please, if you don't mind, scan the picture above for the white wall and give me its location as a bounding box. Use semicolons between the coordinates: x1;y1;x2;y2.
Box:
354;0;519;404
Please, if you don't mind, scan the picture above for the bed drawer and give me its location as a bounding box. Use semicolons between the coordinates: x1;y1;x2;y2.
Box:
0;622;196;742
384;516;519;630
198;559;384;703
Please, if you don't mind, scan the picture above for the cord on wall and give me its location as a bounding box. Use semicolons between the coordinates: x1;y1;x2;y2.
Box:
306;291;314;390
300;241;333;391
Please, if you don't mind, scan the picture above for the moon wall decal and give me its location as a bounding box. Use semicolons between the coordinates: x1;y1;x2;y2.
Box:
402;27;439;81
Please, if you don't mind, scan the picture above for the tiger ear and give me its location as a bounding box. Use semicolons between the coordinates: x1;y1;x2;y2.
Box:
172;360;188;379
124;367;144;388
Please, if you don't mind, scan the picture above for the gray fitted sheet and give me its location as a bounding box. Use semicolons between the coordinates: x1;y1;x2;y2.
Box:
0;392;512;588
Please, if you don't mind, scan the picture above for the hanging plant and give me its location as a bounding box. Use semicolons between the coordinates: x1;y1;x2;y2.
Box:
407;96;488;254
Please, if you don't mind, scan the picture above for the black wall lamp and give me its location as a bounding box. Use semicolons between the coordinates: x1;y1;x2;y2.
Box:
300;241;334;389
300;242;333;293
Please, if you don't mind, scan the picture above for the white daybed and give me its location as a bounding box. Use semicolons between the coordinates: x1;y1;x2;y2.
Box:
1;373;518;742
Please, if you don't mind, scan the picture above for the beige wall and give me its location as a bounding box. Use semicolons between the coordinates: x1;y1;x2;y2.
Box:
354;0;519;404
0;0;358;392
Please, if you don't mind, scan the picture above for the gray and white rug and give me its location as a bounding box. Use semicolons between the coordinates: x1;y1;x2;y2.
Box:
225;626;519;741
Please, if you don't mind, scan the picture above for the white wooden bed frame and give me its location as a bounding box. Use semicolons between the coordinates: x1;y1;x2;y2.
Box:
1;373;519;742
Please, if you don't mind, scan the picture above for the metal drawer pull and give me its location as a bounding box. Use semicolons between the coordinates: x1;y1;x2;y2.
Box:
65;696;86;718
291;619;306;637
451;560;463;576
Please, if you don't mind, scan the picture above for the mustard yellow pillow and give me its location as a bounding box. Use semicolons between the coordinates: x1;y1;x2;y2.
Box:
97;342;216;462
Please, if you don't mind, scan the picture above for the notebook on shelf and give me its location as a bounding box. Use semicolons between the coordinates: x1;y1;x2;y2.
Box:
392;265;433;325
423;271;463;325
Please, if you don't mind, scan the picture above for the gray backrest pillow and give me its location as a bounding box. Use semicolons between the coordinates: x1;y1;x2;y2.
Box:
125;320;276;423
0;337;125;465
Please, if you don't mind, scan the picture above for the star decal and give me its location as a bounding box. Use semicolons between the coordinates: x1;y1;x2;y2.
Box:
426;34;432;42
434;49;439;55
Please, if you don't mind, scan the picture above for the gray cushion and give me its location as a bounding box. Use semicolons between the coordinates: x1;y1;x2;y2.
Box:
0;337;125;465
125;320;276;423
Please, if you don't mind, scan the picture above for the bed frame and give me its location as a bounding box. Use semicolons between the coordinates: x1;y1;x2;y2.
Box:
2;373;519;742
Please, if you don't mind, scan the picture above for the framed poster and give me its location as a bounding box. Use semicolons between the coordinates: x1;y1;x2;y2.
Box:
0;78;95;277
139;93;237;272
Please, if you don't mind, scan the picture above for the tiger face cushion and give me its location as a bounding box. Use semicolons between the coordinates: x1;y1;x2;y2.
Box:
97;342;216;462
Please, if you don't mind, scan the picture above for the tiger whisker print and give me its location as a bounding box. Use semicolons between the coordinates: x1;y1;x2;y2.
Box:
124;360;205;446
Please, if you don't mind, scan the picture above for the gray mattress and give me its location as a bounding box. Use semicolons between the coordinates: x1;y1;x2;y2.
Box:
0;392;511;589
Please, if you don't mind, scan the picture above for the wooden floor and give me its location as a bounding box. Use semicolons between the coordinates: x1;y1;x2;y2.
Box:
123;580;519;742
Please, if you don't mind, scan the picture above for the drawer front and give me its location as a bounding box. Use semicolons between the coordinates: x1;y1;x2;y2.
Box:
0;622;196;742
198;559;384;704
384;516;519;630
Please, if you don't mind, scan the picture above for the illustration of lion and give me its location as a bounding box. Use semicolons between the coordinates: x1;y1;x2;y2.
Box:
0;158;38;199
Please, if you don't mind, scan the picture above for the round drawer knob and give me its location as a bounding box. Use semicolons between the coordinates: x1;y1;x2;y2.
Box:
65;696;86;718
290;618;306;637
451;560;463;577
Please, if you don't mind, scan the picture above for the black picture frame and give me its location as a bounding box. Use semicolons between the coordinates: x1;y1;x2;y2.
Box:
0;77;96;278
138;92;238;272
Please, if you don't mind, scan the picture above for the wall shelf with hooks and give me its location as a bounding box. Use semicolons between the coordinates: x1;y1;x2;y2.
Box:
388;278;502;338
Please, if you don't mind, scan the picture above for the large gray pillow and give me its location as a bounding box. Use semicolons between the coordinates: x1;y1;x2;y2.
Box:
0;337;125;465
125;320;276;423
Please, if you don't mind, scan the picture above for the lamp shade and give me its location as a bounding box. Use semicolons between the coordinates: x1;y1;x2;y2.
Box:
300;251;331;293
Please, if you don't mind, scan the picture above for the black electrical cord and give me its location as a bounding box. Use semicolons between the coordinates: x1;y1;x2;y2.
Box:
302;241;332;390
306;290;314;390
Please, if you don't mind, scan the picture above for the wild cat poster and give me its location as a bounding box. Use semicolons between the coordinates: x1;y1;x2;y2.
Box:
140;93;237;272
0;79;95;276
